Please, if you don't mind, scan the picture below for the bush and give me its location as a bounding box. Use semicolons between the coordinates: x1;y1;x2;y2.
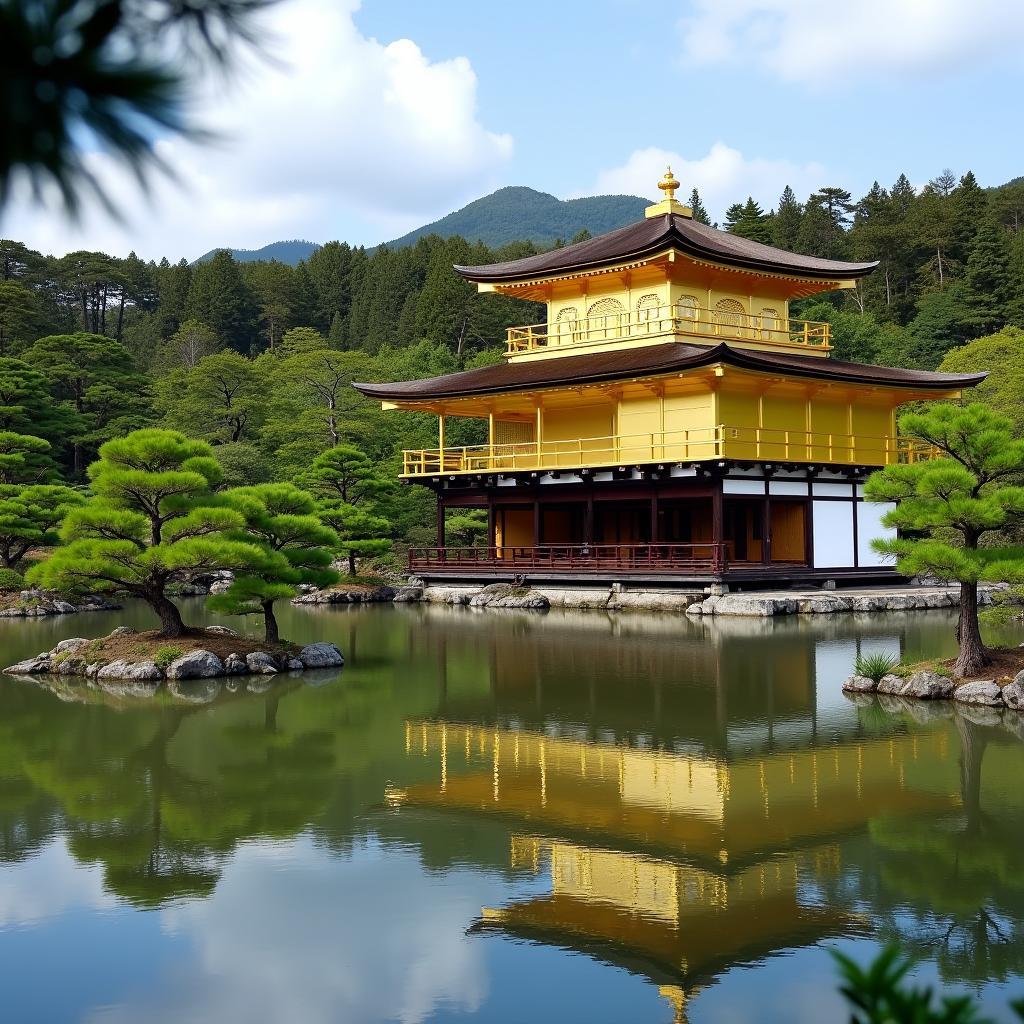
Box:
855;651;902;683
834;943;1024;1022
154;646;184;669
0;568;24;592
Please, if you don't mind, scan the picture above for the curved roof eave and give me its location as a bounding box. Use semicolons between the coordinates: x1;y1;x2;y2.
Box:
352;342;986;404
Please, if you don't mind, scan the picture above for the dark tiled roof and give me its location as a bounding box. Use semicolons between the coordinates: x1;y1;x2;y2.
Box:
455;214;878;283
353;342;985;402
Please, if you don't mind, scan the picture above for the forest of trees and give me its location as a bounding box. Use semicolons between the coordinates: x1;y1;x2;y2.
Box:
0;168;1022;564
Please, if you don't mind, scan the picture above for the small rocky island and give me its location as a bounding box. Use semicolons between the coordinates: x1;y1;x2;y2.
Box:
5;626;344;681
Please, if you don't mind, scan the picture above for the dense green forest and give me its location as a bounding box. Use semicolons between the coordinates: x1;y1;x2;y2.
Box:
0;168;1022;566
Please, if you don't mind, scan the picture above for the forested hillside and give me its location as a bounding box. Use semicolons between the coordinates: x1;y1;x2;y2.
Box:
0;168;1022;561
193;186;649;265
377;186;649;251
194;239;320;265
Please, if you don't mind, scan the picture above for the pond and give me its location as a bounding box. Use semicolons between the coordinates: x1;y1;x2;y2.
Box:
1;598;1023;1023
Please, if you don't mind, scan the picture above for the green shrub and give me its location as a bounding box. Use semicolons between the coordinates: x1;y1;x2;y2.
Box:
933;664;953;678
854;651;902;683
834;943;1024;1022
154;646;184;669
0;568;24;592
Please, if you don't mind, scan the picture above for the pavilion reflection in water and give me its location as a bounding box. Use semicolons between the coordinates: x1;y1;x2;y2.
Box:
388;717;958;1020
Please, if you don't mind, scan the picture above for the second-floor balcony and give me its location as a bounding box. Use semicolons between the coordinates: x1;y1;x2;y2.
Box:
402;425;937;477
506;302;831;356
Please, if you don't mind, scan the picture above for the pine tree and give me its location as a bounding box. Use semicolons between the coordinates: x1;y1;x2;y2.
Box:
688;188;711;225
27;430;267;636
210;483;338;643
960;221;1015;336
185;250;257;352
724;198;771;243
771;186;802;250
951;170;989;261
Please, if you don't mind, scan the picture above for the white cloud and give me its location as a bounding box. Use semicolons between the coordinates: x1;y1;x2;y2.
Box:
0;839;114;927
1;0;512;260
90;835;493;1024
587;142;826;222
678;0;1024;85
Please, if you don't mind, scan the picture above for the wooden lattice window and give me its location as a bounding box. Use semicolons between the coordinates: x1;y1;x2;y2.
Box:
554;306;579;343
759;307;780;337
586;297;626;339
674;294;699;320
636;293;659;319
714;297;746;329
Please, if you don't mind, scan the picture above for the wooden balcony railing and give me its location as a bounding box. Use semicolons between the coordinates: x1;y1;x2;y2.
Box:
408;542;729;574
401;425;938;476
506;303;831;355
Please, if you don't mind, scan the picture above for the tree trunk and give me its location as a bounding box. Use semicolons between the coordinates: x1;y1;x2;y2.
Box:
150;593;186;637
954;581;988;677
955;715;988;836
348;550;357;577
262;599;280;645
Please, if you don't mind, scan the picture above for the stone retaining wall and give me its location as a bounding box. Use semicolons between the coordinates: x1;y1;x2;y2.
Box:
293;581;998;616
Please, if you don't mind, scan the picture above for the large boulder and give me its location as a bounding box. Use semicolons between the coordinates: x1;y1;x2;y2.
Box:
953;679;1005;707
52;637;89;655
901;671;956;700
165;650;225;680
4;654;50;674
393;586;424;603
842;675;878;693
1003;675;1024;712
97;660;163;681
876;674;904;695
298;642;345;669
204;625;239;636
245;651;279;675
470;584;549;610
223;653;248;675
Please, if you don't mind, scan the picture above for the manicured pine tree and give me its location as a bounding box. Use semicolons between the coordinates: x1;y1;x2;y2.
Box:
0;482;84;569
27;429;266;636
294;445;393;577
209;483;339;643
864;403;1024;677
0;357;75;449
0;431;56;483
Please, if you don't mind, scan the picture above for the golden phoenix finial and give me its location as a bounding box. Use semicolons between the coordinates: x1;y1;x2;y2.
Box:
658;166;680;201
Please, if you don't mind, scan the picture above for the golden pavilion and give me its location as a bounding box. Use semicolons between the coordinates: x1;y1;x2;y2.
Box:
354;170;985;584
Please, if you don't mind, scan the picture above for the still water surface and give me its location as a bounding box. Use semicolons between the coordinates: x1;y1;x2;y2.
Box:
1;599;1023;1023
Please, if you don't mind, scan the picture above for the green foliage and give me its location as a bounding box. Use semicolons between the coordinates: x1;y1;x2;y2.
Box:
153;646;184;670
22;332;151;472
154;350;265;444
0;566;24;591
940;328;1024;433
0;431;55;483
27;428;266;634
832;943;1020;1023
0;483;84;568
865;403;1024;674
445;510;489;547
854;652;901;683
209;482;339;640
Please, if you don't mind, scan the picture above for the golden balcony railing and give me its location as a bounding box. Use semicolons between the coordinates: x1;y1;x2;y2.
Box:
401;425;938;476
505;303;831;355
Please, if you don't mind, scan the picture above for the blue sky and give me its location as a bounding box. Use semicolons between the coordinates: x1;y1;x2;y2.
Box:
4;0;1022;260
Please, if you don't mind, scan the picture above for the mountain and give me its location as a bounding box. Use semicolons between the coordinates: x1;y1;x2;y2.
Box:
194;239;320;265
193;187;650;265
376;186;650;250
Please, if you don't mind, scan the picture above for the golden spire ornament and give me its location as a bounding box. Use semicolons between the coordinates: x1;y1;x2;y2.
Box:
658;166;680;201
